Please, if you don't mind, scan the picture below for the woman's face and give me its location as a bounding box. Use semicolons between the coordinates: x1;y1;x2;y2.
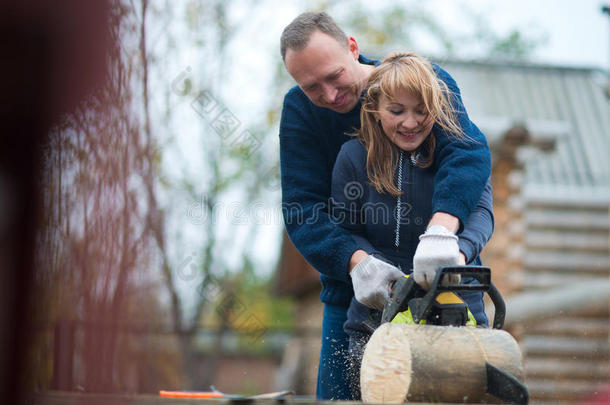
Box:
376;91;434;152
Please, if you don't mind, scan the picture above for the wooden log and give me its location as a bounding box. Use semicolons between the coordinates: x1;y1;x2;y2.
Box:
360;323;524;403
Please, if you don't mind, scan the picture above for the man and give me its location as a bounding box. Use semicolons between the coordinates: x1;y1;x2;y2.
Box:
279;12;491;400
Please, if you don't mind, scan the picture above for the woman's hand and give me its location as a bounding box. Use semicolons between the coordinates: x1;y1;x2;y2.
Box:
413;225;461;289
458;252;466;265
350;255;404;310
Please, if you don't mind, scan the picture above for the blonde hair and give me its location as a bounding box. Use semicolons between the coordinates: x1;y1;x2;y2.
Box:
357;52;463;197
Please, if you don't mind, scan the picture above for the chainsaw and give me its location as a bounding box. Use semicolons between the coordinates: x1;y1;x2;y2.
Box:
373;265;529;405
381;265;504;327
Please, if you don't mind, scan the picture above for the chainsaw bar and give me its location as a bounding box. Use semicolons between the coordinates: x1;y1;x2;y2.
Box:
486;362;529;405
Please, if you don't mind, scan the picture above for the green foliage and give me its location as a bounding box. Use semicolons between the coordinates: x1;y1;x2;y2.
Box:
331;1;545;61
198;257;295;353
466;8;548;61
488;29;545;60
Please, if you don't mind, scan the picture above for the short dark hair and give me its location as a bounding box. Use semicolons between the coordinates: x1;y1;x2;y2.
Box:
280;11;347;61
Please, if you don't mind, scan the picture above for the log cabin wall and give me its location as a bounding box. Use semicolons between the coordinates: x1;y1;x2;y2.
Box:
515;196;609;404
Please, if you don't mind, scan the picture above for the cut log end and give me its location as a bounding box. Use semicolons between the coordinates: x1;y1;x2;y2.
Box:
361;323;412;403
360;324;524;403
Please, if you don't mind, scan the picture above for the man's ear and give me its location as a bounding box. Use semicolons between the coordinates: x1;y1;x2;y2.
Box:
346;36;359;59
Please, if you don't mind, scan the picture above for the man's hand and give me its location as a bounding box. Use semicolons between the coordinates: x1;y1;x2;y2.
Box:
350;255;404;310
413;225;460;290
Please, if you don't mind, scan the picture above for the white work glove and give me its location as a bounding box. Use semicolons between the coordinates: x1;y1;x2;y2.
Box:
413;225;461;290
350;255;404;310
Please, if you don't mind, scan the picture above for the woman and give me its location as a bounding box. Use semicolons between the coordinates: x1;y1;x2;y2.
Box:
330;52;494;398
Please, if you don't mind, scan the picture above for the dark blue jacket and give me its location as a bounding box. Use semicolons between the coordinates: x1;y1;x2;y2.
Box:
279;55;491;307
331;139;493;330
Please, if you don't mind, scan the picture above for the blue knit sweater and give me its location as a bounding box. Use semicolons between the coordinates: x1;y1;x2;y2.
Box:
279;55;491;307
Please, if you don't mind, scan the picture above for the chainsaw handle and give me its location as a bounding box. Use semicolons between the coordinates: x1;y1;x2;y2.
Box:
433;266;491;291
421;266;506;329
487;282;506;329
381;275;417;324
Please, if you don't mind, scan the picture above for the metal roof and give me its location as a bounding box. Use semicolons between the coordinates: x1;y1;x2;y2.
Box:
438;60;609;200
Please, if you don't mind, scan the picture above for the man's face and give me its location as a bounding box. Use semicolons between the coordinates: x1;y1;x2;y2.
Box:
284;31;365;113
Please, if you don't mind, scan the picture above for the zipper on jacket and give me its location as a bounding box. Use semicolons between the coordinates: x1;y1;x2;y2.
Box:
394;151;404;249
395;152;419;251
